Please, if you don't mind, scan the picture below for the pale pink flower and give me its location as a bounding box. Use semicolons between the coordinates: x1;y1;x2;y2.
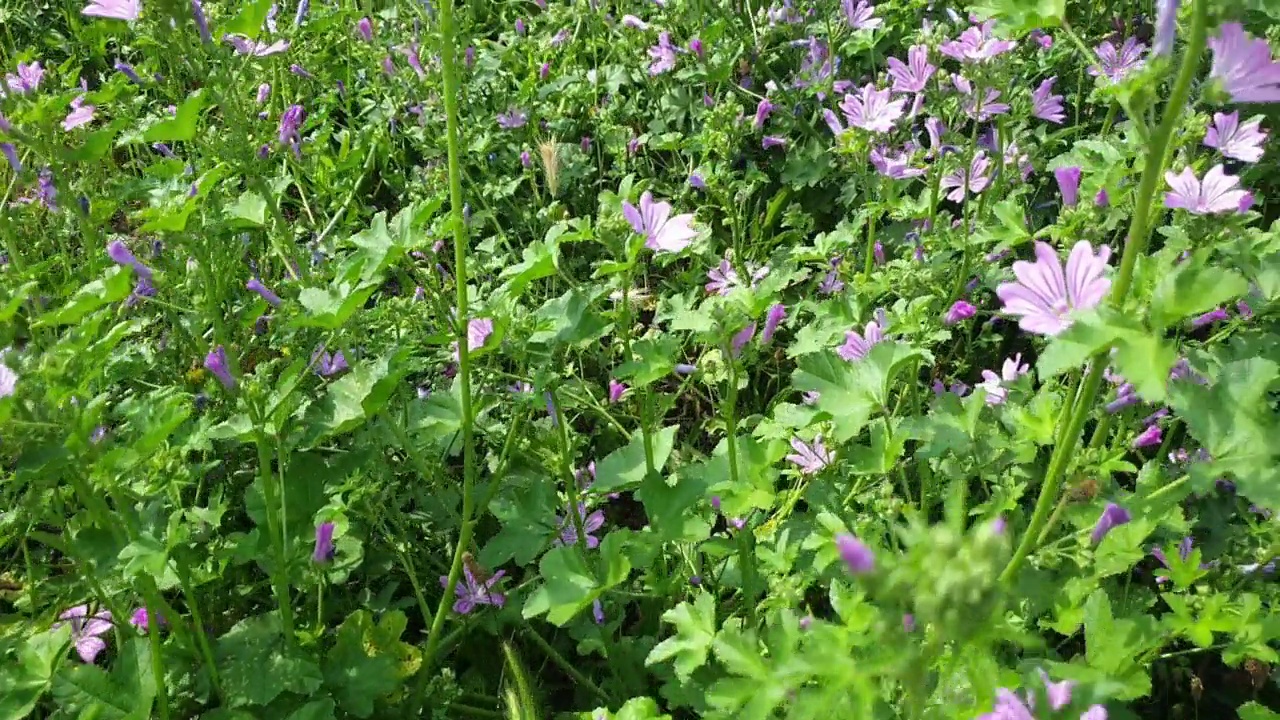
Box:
887;45;935;94
996;241;1112;336
837;321;884;362
1031;77;1065;123
839;83;905;133
842;0;881;30
622;191;698;253
939;151;992;202
1207;23;1280;104
82;0;140;20
1163;165;1250;215
62;96;96;131
1203;112;1268;163
786;434;833;474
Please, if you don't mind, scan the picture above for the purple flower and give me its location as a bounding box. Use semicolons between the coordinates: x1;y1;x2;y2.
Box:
1191;307;1229;328
689;37;704;59
551;28;571;47
621;14;649;30
1090;38;1147;82
754;98;775;130
278;105;305;158
382;56;395;75
622;191;698;253
689;173;707;189
53;606;113;663
1095;188;1111;207
1091;502;1131;544
761;303;786;344
0;360;15;398
4;61;45;93
1207;23;1280;104
289;64;314;80
556;503;606;548
107;240;154;280
731;323;757;357
996;241;1112;336
705;260;740;295
842;0;881;30
939;151;992;202
515;18;526;35
1029;30;1053;49
787;435;832;474
870;146;925;179
62;96;96;131
1054;166;1083;207
649;32;677;74
246;277;282;307
398;43;427;79
441;567;506;614
497;108;528;129
357;17;374;41
944;300;976;325
1032;77;1066;124
887;45;935;94
939;21;1016;63
190;0;212;43
837;321;884;362
255;83;271;105
835;534;875;574
840;84;905;133
204;346;235;389
608;379;627;403
313;522;335;562
82;0;140;20
1133;424;1162;449
293;0;309;27
1237;299;1253;319
674;363;697;376
1154;0;1180;57
464;318;493;354
312;348;348;377
1;144;18;174
762;135;787;149
129;607;165;632
114;60;142;84
36;169;58;211
952;75;1009;121
1164;165;1250;215
224;35;290;56
1203;112;1268;163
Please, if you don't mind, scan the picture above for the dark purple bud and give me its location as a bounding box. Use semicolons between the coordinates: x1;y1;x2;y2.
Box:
357;17;373;41
204;346;235;389
313;521;335;562
246;278;282;307
190;0;212;44
1091;503;1131;545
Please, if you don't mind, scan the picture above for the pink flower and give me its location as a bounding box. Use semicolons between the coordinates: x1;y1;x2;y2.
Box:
466;318;493;352
731;323;757;357
622;191;698;253
62;96;96;131
1163;165;1250;215
4;61;45;94
1090;38;1146;82
996;241;1112;336
944;300;976;325
754;98;774;130
787;434;832;474
1208;23;1280;104
977;353;1029;405
705;260;739;295
939;20;1016;63
620;14;649;30
887;45;935;94
53;605;113;663
1031;77;1065;124
842;0;881;30
224;35;291;56
649;32;677;74
870;146;925;179
839;83;905;133
837;321;884;362
761;303;787;344
1203;111;1268;163
1054;166;1082;207
607;379;627;403
939;151;992;202
82;0;140;20
835;534;874;573
1133;424;1162;449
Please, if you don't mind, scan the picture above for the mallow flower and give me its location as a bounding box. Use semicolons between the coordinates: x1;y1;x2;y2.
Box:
622;191;698;253
839;84;905;133
1090;38;1146;82
1203;112;1268;163
887;45;935;94
82;0;140;21
204;346;235;389
53;606;114;663
649;32;677;74
787;435;832;474
996;241;1111;336
1207;23;1280;104
842;0;881;30
939;152;992;202
835;534;874;574
837;321;884;362
977;353;1029;405
1163;165;1250;215
1091;502;1131;545
442;566;506;614
1032;77;1066;124
939;21;1016;62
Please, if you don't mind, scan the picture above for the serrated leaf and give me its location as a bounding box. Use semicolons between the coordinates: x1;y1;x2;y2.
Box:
296;281;379;330
302;353;407;445
323;612;399;718
1111;333;1177;403
142;90;207;143
1036;311;1125;378
226;191;267;227
1149;257;1249;329
215;615;323;708
645;592;717;681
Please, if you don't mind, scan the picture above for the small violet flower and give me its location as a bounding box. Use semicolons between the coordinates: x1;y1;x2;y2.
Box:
1203;111;1268;163
1091;502;1131;545
53;606;114;663
313;521;335;562
996;241;1112;336
1207;23;1280;104
837;321;884;362
835;533;875;574
1164;165;1251;215
787;434;832;474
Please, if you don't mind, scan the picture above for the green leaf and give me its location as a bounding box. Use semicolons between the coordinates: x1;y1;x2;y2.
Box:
284;700;336;720
712;629;768;680
615;337;679;389
1239;702;1280;720
594;425;678;493
323;612;399;718
226;191;268;227
1149;257;1249;330
530;289;611;348
222;0;274;36
296;281;379;330
1111;333;1177;403
521;547;599;625
792;343;929;441
215;614;323;708
968;0;1065;32
37;267;133;327
645;592;717;681
1170;358;1280;508
50;665;136;720
1036;311;1125;378
302;353;408;445
499;238;559;299
0;626;71;720
142;90;207;143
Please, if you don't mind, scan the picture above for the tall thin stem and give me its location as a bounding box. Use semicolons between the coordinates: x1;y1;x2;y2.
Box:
999;0;1208;584
421;0;479;674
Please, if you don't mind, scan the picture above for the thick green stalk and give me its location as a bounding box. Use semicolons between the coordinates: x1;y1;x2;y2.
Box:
725;354;758;627
999;0;1207;584
253;429;296;641
421;0;479;674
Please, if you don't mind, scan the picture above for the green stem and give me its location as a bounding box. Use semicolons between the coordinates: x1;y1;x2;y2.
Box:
173;565;222;701
520;623;609;702
145;599;171;720
550;389;590;555
725;353;757;628
998;0;1207;584
251;417;295;642
421;0;479;677
863;207;878;279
